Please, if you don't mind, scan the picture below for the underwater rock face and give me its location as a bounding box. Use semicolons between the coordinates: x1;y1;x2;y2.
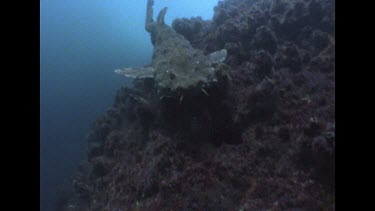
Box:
59;0;335;210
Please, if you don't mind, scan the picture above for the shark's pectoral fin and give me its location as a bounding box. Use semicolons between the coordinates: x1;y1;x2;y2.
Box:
208;49;228;64
114;67;154;79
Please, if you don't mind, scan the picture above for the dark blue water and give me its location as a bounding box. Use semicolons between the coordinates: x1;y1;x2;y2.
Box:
40;0;218;210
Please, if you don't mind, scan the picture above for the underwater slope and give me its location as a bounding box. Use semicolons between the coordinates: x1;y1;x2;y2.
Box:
59;0;335;210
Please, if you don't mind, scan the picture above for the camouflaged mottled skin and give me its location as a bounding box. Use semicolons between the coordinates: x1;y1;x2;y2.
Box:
115;0;227;97
146;0;221;94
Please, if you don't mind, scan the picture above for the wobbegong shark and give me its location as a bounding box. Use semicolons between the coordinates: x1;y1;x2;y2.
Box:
115;0;227;96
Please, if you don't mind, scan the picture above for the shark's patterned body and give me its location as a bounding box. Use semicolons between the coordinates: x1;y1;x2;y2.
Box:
115;0;227;95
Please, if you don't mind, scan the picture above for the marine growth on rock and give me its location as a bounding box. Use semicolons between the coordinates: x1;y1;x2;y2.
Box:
58;0;335;210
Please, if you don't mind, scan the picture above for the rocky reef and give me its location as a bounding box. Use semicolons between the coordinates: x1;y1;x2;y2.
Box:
58;0;335;210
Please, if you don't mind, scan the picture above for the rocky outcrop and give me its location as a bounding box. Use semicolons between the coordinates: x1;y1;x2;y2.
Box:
57;0;335;210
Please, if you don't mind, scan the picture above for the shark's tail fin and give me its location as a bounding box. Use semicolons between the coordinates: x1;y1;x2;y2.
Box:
145;0;155;32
